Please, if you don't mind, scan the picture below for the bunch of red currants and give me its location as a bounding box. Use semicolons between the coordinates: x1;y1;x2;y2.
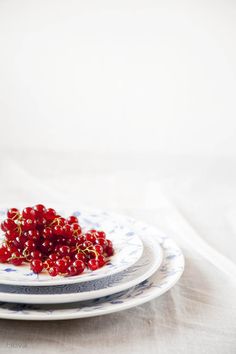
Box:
0;205;114;277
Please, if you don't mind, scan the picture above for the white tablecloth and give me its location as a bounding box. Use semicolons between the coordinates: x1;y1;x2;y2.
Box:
0;152;235;354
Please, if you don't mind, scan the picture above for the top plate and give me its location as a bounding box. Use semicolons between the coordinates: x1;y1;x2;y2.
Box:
0;207;143;286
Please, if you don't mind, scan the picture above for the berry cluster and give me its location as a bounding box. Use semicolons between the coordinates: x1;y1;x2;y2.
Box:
0;205;114;277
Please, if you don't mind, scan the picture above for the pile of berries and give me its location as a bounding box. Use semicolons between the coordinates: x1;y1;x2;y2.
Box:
0;205;114;277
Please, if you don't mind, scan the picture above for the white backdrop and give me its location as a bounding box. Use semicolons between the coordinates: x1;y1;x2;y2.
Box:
0;0;236;156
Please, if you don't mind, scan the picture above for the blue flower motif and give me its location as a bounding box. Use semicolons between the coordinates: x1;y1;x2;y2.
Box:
3;268;16;272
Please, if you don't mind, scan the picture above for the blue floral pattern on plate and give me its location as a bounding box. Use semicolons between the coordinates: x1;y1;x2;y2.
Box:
0;211;184;320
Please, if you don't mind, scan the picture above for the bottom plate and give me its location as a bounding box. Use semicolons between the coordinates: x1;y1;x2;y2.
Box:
0;221;184;320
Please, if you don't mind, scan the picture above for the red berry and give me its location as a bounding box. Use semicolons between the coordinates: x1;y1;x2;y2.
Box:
67;236;77;246
22;207;36;220
74;252;86;262
97;231;106;239
10;251;24;266
73;259;85;274
48;266;59;277
62;256;72;266
44;259;55;269
42;227;53;239
30;250;42;260
58;245;70;257
41;240;53;254
67;216;78;225
13;236;23;250
5;229;19;241
21;218;36;231
94;244;103;254
27;229;40;241
24;240;36;252
33;204;46;217
48;253;59;261
83;241;93;248
76;235;85;245
106;239;113;247
53;225;63;236
88;259;99;271
67;265;78;276
71;223;82;236
36;216;47;229
97;255;106;267
57;217;66;226
85;233;96;243
7;208;20;220
0;247;11;263
96;238;107;247
1;219;16;232
55;259;68;273
106;246;114;257
30;259;43;273
63;224;73;237
44;208;57;222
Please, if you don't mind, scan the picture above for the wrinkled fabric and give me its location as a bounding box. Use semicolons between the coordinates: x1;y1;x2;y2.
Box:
0;152;235;354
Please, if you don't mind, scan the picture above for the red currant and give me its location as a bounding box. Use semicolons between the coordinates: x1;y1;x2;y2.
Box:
97;231;106;239
22;207;36;220
27;229;40;241
30;259;43;273
67;265;78;276
48;266;59;277
21;218;36;231
71;223;82;236
88;259;99;271
0;247;11;263
41;240;53;254
94;244;103;254
53;225;63;236
58;245;70;257
97;254;106;267
7;208;20;220
74;252;86;262
63;224;73;237
10;251;24;266
44;208;57;222
85;233;96;243
48;253;59;261
96;238;107;247
30;250;42;260
106;246;114;257
1;219;16;232
67;216;78;225
55;259;68;273
5;229;19;241
42;227;53;239
44;259;55;269
33;204;46;216
73;260;85;274
24;240;36;252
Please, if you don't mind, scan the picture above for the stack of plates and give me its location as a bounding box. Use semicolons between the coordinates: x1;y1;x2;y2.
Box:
0;207;184;321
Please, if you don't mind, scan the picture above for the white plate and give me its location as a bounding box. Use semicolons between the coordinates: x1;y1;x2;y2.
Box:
0;218;184;320
0;235;162;304
0;207;143;286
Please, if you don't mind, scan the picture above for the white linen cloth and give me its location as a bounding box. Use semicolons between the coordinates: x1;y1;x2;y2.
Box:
0;152;235;354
